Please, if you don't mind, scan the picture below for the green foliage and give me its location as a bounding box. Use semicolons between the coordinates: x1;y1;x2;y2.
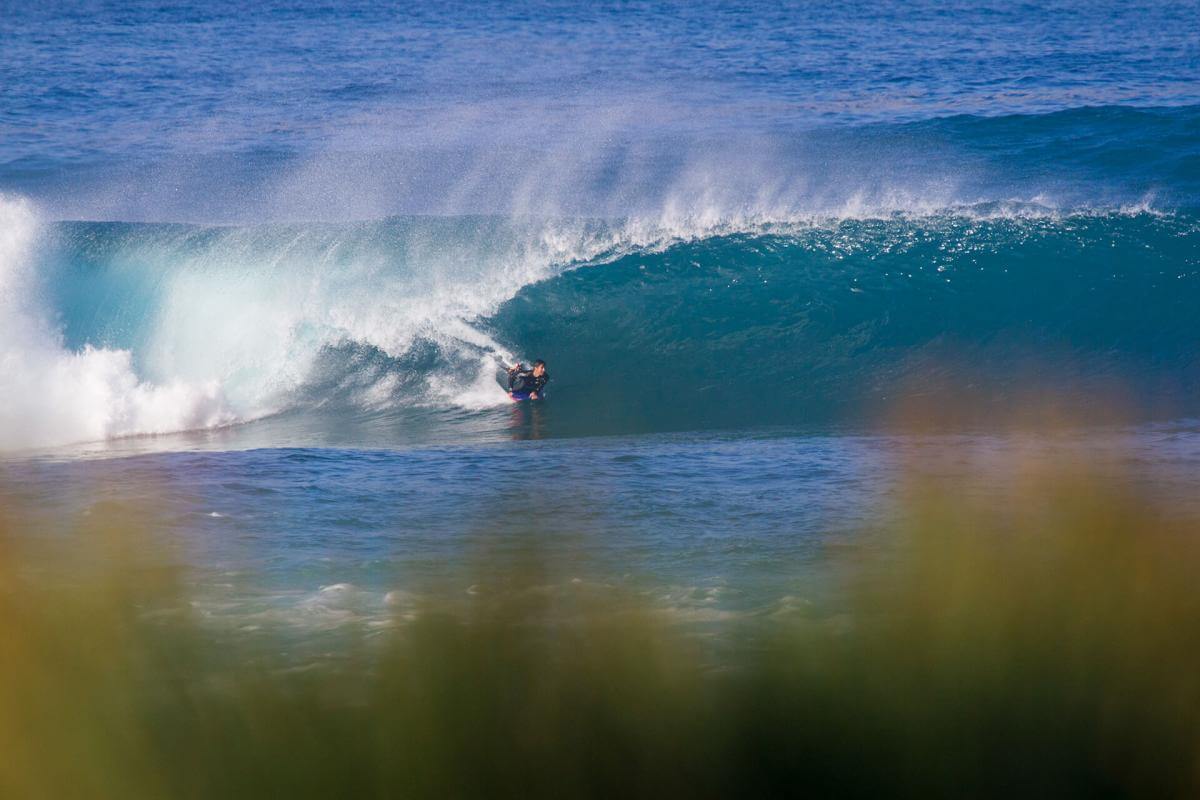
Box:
2;466;1199;798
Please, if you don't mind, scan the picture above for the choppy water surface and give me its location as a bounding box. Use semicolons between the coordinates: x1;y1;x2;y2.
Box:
6;423;1200;644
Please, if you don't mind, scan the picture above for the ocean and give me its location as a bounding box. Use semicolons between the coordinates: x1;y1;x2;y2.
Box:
3;0;1200;632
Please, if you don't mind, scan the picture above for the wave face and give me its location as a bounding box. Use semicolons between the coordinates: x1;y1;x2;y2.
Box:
4;190;1198;450
494;211;1200;430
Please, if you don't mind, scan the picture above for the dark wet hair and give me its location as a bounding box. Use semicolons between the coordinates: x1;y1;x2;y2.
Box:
533;359;546;368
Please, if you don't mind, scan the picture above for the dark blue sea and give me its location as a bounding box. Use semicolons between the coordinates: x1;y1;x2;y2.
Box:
2;0;1199;631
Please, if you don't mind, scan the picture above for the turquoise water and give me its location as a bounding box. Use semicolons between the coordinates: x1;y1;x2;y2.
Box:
2;0;1199;630
24;209;1200;443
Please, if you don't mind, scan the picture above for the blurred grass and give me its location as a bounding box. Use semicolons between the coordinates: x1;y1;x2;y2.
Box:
2;459;1200;798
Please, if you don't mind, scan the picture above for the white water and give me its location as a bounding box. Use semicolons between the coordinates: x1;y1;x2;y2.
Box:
0;195;236;450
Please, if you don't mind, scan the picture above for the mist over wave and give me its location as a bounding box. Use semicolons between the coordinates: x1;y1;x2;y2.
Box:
5;66;1200;452
15;104;1200;224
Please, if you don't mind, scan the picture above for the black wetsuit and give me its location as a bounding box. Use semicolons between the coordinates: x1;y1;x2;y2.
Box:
508;369;548;398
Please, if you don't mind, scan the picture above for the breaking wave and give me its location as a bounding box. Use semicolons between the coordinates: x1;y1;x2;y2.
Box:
2;188;1197;451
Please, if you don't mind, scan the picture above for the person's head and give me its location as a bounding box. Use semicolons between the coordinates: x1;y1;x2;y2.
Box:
532;359;546;377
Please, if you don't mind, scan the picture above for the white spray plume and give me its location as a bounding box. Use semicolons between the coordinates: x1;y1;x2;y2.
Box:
0;195;236;451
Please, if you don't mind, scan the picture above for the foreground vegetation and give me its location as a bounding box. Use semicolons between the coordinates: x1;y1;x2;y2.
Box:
2;458;1199;798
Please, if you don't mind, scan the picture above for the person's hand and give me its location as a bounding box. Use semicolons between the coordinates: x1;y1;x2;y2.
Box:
529;392;538;399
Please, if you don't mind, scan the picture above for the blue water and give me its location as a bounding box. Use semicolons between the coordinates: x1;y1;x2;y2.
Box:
3;0;1200;633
